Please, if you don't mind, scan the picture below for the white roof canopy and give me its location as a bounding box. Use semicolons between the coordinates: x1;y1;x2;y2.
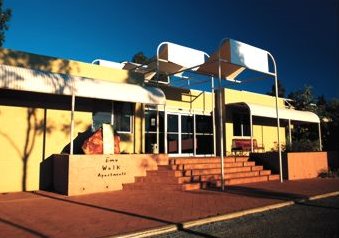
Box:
0;64;166;105
227;102;320;123
153;42;207;75
197;39;271;80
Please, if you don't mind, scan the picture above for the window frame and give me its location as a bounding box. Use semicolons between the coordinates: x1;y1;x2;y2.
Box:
92;101;134;134
233;113;251;137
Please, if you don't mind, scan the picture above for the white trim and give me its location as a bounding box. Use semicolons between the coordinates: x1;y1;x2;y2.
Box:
228;102;320;123
0;64;166;105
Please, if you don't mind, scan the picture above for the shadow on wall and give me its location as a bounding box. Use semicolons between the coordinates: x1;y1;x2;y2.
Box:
40;127;92;191
0;50;78;192
60;127;93;154
0;49;81;95
0;108;54;191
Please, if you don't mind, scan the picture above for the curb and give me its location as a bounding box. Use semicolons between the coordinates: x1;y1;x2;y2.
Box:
111;191;339;238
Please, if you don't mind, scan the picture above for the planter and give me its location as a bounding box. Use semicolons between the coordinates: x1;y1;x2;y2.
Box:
40;154;168;196
250;151;338;180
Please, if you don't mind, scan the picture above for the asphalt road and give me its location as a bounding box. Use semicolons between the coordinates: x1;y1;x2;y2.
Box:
155;196;339;238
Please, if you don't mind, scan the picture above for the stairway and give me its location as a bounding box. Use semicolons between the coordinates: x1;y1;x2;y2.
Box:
123;156;280;192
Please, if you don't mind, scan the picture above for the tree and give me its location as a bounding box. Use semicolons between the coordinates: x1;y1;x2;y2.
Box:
0;0;12;47
131;52;153;65
288;85;339;152
287;85;319;150
267;79;286;97
288;85;316;112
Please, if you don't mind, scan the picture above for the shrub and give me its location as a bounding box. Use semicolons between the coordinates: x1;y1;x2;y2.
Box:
285;139;320;152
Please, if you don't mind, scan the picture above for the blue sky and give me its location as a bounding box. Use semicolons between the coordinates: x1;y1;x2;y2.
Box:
3;0;339;99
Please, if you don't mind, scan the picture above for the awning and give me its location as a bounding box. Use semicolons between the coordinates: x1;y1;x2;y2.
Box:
0;64;166;105
227;102;320;123
153;42;207;75
197;39;272;81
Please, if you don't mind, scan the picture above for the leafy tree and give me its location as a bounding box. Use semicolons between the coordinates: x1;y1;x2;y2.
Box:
131;52;153;65
267;79;286;97
322;99;339;151
0;0;11;47
288;85;316;112
288;85;339;152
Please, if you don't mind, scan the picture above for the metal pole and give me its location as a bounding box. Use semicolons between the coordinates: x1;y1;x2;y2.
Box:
156;106;159;154
193;114;196;156
267;52;283;183
250;113;253;152
318;123;322;151
111;102;115;155
218;43;225;191
156;42;167;84
211;76;216;156
288;119;292;147
70;92;75;155
164;105;168;154
42;108;47;161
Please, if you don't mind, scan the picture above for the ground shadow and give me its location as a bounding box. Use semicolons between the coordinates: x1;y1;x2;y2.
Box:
295;199;339;210
32;191;216;238
0;217;48;238
203;185;308;201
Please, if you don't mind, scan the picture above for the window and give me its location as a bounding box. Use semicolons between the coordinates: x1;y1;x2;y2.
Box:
233;113;250;137
92;101;133;133
114;102;133;133
145;109;164;153
195;115;213;155
92;111;112;131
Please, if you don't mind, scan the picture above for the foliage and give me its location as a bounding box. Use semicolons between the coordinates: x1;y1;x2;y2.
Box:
318;168;339;178
131;52;154;65
267;79;285;97
285;138;320;152
288;85;316;112
0;0;11;46
288;85;339;152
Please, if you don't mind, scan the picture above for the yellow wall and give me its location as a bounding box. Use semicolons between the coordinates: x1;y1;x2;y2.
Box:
0;105;91;193
163;87;213;113
224;88;285;108
0;48;139;84
223;88;286;154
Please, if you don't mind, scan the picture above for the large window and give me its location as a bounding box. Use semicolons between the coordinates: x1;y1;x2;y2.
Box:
195;115;213;155
145;110;164;153
114;103;133;133
233;113;250;137
92;101;133;133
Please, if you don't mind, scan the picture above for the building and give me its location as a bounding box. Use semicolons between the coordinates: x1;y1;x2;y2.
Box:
0;41;321;194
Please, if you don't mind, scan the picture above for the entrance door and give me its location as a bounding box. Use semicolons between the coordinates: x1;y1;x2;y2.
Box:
167;113;194;155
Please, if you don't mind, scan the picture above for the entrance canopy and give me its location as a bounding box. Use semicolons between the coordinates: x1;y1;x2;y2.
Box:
154;42;207;75
227;102;320;123
0;64;166;105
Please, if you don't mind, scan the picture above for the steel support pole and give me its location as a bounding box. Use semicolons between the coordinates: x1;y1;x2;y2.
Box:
288;119;292;147
111;102;115;155
164;105;168;154
70;92;75;155
156;106;159;154
318;123;322;151
250;113;253;152
218;46;225;191
268;52;283;183
193;114;197;156
212;77;216;156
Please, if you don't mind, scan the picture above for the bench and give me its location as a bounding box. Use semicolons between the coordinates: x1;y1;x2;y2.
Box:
231;138;265;155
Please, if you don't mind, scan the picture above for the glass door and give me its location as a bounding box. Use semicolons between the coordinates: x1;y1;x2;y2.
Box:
167;114;179;154
180;115;194;155
167;113;194;156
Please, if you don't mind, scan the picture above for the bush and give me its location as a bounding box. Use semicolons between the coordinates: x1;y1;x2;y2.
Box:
318;168;339;178
286;139;320;152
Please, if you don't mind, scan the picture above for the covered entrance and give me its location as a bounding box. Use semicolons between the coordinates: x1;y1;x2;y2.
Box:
145;107;213;156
